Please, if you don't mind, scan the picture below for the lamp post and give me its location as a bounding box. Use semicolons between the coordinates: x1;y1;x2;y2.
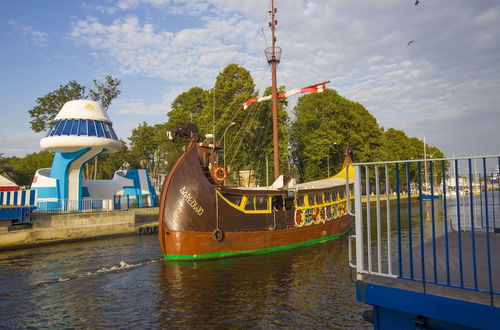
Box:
327;142;338;177
223;122;236;168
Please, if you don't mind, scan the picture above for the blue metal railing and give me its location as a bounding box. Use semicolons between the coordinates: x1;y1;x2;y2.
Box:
348;155;500;297
34;194;158;214
0;190;37;207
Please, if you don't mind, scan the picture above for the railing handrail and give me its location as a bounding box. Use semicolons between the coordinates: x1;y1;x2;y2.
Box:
348;155;499;296
349;155;500;167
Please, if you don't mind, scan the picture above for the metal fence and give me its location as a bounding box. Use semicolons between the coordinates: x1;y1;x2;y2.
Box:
35;195;157;214
0;190;36;207
347;155;499;296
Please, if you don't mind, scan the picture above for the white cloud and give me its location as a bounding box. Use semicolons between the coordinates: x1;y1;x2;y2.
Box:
65;0;500;157
7;20;48;47
113;98;168;115
70;13;262;87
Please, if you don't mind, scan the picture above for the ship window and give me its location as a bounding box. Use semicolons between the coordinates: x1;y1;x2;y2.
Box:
244;195;269;210
79;120;87;136
62;120;73;135
55;119;67;136
324;191;332;203
296;193;306;207
88;120;96;136
314;192;323;205
244;196;255;210
96;121;105;137
70;119;79;135
102;122;111;138
255;195;268;210
222;193;243;206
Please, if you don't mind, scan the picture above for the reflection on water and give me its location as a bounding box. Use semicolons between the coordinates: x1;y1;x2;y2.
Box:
0;233;370;328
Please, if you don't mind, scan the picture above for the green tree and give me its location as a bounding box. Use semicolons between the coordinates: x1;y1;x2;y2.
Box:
228;85;290;185
197;63;256;138
195;64;290;186
28;75;121;132
88;75;121;111
165;87;210;169
7;151;54;186
29;81;86;132
291;89;384;182
83;140;131;180
163;64;291;186
129;122;169;180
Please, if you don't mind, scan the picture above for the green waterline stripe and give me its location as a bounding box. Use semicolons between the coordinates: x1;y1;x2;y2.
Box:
163;228;350;261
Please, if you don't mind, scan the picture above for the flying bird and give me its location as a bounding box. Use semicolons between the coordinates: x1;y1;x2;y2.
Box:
407;40;416;47
415;0;420;6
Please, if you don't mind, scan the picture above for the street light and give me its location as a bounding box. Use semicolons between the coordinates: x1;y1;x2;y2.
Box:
327;142;338;177
223;122;236;169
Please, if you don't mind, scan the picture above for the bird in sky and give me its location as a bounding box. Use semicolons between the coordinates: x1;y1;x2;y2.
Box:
407;40;416;47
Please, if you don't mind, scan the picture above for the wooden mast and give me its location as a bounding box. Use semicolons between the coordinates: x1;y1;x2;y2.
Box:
267;0;281;180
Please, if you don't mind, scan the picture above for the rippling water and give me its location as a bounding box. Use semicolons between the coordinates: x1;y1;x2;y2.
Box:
0;233;370;329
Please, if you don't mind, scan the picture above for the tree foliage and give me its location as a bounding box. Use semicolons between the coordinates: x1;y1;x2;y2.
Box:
158;63;290;186
128;122;169;180
28;75;121;132
3;151;54;186
164;87;210;168
83;140;131;180
29;81;85;132
124;63;443;186
88;75;121;111
291;89;384;181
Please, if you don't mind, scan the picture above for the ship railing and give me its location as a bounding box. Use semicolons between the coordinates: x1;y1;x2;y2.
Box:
346;155;500;298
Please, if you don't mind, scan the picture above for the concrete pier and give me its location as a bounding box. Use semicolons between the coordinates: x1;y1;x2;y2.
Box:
0;207;159;250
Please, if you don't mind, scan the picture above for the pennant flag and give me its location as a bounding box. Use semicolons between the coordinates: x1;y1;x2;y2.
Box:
243;80;330;110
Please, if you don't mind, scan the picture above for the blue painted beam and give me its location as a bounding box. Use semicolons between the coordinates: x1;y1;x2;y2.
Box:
0;206;36;224
356;281;499;330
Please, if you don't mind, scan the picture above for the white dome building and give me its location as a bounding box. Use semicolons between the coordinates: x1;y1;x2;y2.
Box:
40;100;122;152
32;100;157;211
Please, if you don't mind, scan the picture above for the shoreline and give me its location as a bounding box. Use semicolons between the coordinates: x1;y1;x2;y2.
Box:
0;207;159;251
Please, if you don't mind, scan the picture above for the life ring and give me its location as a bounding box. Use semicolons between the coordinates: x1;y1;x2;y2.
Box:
212;166;227;182
212;228;224;241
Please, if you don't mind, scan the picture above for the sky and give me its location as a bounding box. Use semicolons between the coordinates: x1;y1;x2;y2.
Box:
0;0;499;161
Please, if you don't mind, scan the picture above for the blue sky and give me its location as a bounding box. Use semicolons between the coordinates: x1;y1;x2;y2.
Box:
1;0;499;161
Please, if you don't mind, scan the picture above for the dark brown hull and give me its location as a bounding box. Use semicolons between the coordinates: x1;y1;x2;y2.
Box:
158;141;352;260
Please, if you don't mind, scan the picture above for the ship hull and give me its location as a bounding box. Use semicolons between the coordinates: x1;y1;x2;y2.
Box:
158;140;352;261
163;216;351;260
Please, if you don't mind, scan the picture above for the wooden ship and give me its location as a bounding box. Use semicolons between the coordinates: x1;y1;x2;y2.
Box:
158;0;353;260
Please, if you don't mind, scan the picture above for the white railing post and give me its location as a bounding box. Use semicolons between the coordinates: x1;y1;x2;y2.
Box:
354;165;364;280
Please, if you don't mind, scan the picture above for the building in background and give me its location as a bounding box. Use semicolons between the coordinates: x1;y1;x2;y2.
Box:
30;100;157;211
0;174;18;191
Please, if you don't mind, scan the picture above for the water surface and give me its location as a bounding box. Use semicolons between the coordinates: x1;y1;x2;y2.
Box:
0;233;370;329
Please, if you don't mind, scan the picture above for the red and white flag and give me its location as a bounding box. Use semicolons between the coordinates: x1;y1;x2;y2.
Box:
243;80;330;110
